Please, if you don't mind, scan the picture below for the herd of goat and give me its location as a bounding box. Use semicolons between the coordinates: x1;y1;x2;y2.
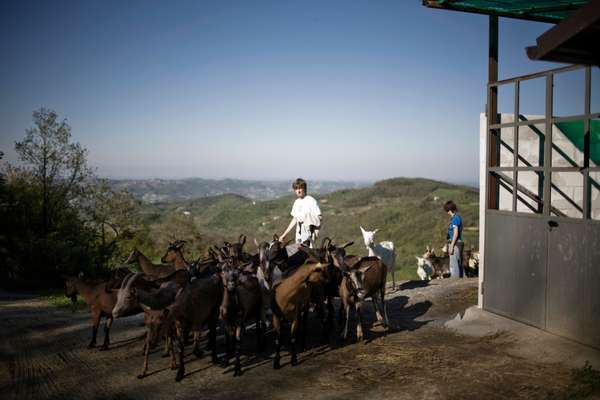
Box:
63;230;479;382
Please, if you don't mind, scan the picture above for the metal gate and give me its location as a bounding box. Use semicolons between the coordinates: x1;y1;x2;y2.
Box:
483;64;600;349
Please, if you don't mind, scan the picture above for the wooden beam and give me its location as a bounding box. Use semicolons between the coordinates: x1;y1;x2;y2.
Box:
487;15;499;210
527;0;600;66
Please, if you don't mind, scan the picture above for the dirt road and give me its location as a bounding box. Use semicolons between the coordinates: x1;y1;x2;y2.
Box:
0;279;578;399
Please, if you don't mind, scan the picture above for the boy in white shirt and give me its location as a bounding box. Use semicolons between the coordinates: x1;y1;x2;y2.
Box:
280;178;322;248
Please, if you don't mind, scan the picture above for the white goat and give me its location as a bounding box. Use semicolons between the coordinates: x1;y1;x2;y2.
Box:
359;226;396;290
415;256;434;280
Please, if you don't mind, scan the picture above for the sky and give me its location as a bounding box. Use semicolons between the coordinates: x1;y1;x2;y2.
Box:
0;0;572;185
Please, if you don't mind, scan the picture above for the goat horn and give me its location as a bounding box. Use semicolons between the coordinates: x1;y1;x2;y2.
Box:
120;273;133;289
125;272;143;290
121;272;138;289
321;237;332;249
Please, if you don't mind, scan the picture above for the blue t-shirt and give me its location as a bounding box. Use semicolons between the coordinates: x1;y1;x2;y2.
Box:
447;214;463;241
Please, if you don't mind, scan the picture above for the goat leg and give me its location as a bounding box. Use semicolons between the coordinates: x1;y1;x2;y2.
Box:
138;334;151;379
356;304;364;341
209;317;218;364
221;329;231;368
88;312;100;349
342;304;350;340
192;332;203;358
300;308;308;353
161;335;170;358
234;326;242;377
273;316;281;370
290;318;298;366
380;287;390;329
372;295;384;323
338;303;345;324
326;296;335;334
175;325;185;382
100;317;113;351
169;333;177;370
256;309;265;353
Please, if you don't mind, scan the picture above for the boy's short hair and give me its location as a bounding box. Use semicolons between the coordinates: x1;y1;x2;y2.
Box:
292;178;307;191
443;200;457;212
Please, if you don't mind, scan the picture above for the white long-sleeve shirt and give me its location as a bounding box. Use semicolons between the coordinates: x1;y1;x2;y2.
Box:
290;195;321;244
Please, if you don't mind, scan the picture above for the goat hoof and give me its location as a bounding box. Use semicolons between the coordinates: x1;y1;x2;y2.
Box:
175;370;184;382
211;355;219;364
137;373;146;379
220;359;229;368
291;356;298;366
273;359;280;370
193;349;204;359
99;345;109;351
233;368;242;377
87;344;96;349
161;352;169;358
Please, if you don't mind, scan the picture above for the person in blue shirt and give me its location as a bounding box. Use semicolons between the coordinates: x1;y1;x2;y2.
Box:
444;200;463;278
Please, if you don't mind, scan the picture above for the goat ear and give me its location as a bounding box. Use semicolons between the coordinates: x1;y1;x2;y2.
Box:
283;239;293;248
239;235;246;246
273;234;279;242
360;226;366;234
341;241;354;249
359;265;372;274
372;229;379;234
253;238;259;247
176;240;186;249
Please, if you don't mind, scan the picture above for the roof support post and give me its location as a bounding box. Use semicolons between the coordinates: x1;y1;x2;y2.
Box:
543;74;553;216
487;15;499;209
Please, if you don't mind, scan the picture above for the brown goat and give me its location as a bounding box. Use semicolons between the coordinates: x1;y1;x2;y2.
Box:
271;259;328;369
219;260;263;376
340;256;390;338
162;274;223;382
112;270;190;379
64;276;118;350
139;308;177;378
160;240;192;270
423;246;450;279
125;247;175;279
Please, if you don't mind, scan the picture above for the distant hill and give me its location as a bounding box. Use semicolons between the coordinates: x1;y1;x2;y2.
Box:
109;178;370;203
137;177;479;280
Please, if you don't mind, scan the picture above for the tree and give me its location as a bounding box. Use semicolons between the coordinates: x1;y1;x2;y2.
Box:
15;108;92;236
83;179;141;269
0;108;100;288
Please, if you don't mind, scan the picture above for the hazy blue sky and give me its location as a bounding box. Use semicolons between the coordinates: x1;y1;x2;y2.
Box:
0;0;567;184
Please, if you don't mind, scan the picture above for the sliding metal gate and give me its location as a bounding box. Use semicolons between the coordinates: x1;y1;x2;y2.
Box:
484;64;600;349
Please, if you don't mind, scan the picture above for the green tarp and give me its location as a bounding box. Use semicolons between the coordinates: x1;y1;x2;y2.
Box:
556;120;600;165
424;0;589;23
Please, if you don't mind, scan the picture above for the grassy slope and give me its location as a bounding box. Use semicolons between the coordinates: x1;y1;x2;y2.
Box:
141;178;479;280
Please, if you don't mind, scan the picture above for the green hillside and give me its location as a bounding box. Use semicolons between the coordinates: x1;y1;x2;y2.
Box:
135;178;479;281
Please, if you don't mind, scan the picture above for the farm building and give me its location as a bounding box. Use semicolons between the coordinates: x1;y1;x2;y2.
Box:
424;0;600;349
